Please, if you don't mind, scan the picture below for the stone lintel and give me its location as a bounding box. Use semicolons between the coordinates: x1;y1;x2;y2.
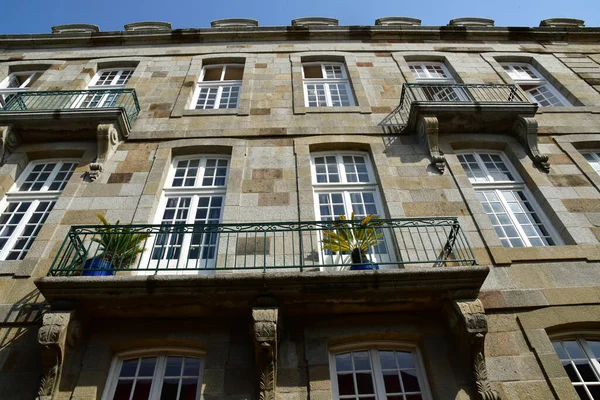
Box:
51;24;99;34
448;17;495;27
211;18;259;28
124;21;172;31
375;17;421;26
540;18;585;28
291;17;339;27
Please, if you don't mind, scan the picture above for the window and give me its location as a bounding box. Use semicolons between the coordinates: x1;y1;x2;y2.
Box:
0;160;76;260
312;152;391;265
458;152;556;248
76;68;134;109
407;61;468;102
501;63;570;107
0;71;43;108
103;352;204;400
330;345;431;400
552;338;600;399
191;65;243;110
145;156;229;273
302;62;355;107
582;152;600;175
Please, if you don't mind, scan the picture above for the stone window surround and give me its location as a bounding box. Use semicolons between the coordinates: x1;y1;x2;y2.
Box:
517;306;600;400
170;54;255;117
391;52;465;85
66;57;150;90
290;52;372;115
442;135;600;265
554;134;600;193
0;142;94;278
480;52;585;108
137;138;246;225
0;60;62;91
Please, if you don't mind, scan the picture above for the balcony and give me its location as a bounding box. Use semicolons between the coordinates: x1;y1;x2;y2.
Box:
380;83;537;134
36;218;487;318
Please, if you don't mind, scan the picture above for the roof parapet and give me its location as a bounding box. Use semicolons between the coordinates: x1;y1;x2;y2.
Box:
375;17;421;26
51;24;100;34
448;17;495;27
211;18;259;28
124;21;172;31
540;18;585;28
291;17;339;27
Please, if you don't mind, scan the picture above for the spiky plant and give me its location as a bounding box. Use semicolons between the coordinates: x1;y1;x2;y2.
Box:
320;213;384;264
91;214;149;268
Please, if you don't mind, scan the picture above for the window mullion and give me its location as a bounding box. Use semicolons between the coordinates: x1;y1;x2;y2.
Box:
370;349;386;400
497;189;533;247
42;162;63;192
148;356;167;400
214;86;224;109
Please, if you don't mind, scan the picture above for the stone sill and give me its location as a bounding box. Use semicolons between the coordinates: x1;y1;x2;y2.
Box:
489;245;600;265
295;106;370;115
536;106;600;114
181;109;247;117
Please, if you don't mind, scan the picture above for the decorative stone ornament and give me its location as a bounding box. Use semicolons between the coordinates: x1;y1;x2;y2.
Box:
291;17;339;27
445;299;501;400
0;125;20;166
512;116;550;173
51;24;99;34
251;297;279;400
539;18;585;28
375;17;421;26
37;311;81;400
88;123;121;181
211;19;259;28
416;115;445;173
124;22;172;32
448;18;495;27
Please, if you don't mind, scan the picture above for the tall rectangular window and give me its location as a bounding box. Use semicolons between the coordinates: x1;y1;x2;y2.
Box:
191;65;243;110
407;61;468;102
302;62;355;107
76;68;134;109
552;338;600;399
0;71;44;108
501;63;570;107
0;160;76;260
458;152;556;248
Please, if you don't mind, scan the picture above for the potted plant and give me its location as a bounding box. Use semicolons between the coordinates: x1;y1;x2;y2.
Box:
320;213;384;270
82;214;149;276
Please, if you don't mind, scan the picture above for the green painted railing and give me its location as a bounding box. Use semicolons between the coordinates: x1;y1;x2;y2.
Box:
0;89;140;126
48;218;477;276
380;83;531;127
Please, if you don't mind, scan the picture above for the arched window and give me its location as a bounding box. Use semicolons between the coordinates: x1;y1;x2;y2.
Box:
552;337;600;399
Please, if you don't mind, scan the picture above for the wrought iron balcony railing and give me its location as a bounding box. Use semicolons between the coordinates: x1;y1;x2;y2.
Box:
0;89;140;126
380;83;531;127
48;218;477;276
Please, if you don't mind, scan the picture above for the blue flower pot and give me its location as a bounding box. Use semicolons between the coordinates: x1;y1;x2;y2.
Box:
350;263;379;271
82;257;115;276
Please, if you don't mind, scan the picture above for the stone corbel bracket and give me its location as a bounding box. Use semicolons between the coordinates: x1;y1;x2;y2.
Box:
251;297;280;400
417;115;445;173
37;311;82;400
0;125;21;166
445;299;501;400
88;123;122;181
512;116;550;173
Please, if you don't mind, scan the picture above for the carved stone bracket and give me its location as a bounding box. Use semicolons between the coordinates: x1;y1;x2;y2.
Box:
445;299;501;400
37;311;81;400
416;115;445;173
88;123;121;181
512;116;550;173
0;125;21;166
251;297;280;400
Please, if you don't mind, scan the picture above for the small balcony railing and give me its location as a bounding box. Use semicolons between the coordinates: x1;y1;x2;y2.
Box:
47;218;477;276
380;83;531;127
0;89;140;126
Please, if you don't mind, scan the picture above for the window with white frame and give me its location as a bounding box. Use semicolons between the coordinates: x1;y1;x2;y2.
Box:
102;351;204;400
311;152;391;265
0;160;76;260
582;152;600;175
0;71;44;108
145;156;229;273
457;152;556;248
552;338;600;399
329;344;431;400
302;62;355;107
407;61;468;102
501;63;571;107
191;65;243;110
76;68;134;109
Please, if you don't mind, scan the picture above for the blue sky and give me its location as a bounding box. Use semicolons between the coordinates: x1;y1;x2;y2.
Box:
2;0;599;34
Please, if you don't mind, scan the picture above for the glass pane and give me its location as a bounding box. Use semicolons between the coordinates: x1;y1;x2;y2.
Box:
401;370;421;392
337;374;355;395
383;371;401;393
138;357;157;377
353;351;370;370
380;351;397;370
576;362;598;382
303;65;323;78
203;67;222;81
183;357;201;376
224;66;244;80
396;351;415;369
113;381;134;400
356;373;375;394
179;378;198;400
120;359;139;377
336;353;353;372
553;342;568;359
565;341;586;359
131;379;153;400
159;378;179;400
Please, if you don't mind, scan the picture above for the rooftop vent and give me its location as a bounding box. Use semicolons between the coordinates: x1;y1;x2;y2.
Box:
448;17;495;27
375;17;421;26
291;17;338;27
211;18;258;28
51;24;99;34
124;22;172;31
539;18;585;28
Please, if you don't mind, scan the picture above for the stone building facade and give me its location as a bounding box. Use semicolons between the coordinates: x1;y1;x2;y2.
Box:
0;16;599;400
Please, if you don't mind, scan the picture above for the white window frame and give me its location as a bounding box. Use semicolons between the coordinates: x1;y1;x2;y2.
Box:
407;61;470;102
140;155;230;275
582;151;600;175
0;159;77;260
302;62;356;107
329;341;432;400
190;64;243;110
311;152;394;268
0;70;44;108
458;151;560;248
407;62;455;83
501;62;571;107
550;333;600;399
101;348;205;400
73;68;134;109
